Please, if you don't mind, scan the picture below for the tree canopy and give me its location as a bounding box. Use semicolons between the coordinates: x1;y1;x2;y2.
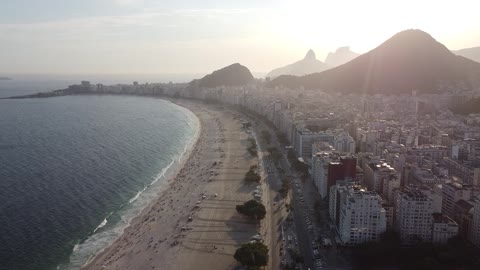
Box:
236;200;267;221
244;165;261;182
247;138;258;157
234;242;269;268
279;178;291;197
261;130;271;144
276;131;289;145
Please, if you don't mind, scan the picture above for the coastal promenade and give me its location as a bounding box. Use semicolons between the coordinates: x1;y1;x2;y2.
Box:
82;99;260;270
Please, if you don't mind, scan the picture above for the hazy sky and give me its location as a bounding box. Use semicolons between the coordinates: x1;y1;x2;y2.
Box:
1;0;479;76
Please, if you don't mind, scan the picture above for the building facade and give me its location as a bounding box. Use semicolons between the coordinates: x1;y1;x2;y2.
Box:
432;213;459;244
336;187;387;245
395;188;434;244
333;132;356;154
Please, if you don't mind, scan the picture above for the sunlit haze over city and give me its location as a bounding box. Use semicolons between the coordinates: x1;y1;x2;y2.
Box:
1;0;479;75
2;1;480;270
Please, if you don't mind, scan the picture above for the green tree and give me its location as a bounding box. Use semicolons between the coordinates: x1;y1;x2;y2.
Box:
245;165;261;182
234;242;269;268
247;138;258;157
267;146;282;163
261;130;271;144
305;124;322;132
287;149;297;162
236;200;267;220
279;178;291;197
276;131;289;145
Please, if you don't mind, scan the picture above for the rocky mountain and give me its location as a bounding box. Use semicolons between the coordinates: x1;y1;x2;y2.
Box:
324;46;359;67
191;63;254;88
266;50;330;78
269;29;480;94
453;47;480;63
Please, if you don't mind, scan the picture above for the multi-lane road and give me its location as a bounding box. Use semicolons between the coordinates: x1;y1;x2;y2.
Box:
241;110;351;270
250;120;317;270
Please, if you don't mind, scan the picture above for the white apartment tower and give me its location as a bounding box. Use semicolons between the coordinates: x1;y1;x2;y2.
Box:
337;188;387;245
294;128;334;163
312;152;332;199
432;213;458;244
395;188;434;244
441;182;479;218
363;162;397;194
333;132;356;154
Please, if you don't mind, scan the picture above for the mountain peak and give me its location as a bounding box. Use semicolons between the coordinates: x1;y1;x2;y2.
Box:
266;50;329;78
192;63;254;88
454;46;480;63
269;29;480;94
392;29;434;39
325;46;359;67
335;46;351;53
305;49;316;60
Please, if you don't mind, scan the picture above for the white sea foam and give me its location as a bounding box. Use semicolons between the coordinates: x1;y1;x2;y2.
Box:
150;158;175;186
58;101;201;270
128;186;147;204
93;211;113;233
92;219;107;233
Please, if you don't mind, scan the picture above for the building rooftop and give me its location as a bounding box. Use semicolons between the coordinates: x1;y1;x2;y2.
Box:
432;213;457;224
455;199;474;210
445;182;474;190
369;162;395;172
399;188;432;201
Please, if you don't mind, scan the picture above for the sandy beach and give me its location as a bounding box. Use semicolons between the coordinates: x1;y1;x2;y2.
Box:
82;99;260;270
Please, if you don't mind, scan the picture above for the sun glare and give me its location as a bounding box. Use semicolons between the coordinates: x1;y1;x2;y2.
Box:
267;0;480;54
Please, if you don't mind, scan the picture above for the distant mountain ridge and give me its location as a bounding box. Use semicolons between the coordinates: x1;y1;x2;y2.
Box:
269;29;480;94
325;47;360;67
191;63;254;88
266;50;330;78
0;77;12;80
453;47;480;63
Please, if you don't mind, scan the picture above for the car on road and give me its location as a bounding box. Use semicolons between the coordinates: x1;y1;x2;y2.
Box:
314;259;323;269
313;249;321;259
251;234;262;241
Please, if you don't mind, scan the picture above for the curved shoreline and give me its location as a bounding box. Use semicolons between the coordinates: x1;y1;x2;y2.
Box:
78;98;203;269
81;98;259;270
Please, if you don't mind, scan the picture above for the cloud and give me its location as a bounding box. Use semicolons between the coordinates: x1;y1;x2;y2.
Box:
174;8;265;15
0;7;266;45
110;0;146;6
0;12;175;39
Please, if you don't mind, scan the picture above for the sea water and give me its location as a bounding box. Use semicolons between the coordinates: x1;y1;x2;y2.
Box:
0;93;199;270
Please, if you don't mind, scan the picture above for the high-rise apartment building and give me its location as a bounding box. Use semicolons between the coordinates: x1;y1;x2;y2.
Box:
395;188;434;244
337;188;387;245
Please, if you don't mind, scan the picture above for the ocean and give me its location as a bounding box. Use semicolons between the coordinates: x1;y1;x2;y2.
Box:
0;80;199;270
